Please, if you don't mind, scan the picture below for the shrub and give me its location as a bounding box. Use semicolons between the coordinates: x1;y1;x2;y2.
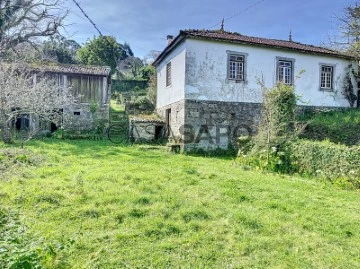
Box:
238;83;299;173
289;139;360;188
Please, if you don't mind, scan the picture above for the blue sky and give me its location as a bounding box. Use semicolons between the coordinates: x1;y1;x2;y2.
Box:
64;0;357;59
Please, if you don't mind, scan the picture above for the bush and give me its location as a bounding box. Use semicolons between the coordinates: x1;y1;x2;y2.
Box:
290;139;360;188
238;83;299;173
127;96;155;113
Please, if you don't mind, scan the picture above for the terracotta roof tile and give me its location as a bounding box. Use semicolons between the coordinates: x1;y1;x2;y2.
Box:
181;30;348;57
153;29;352;65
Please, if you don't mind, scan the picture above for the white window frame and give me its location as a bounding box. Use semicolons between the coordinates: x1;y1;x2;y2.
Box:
276;57;295;85
227;51;248;83
319;64;335;91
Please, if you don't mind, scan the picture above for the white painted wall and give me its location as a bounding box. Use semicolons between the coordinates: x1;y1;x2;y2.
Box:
184;39;354;107
156;42;186;108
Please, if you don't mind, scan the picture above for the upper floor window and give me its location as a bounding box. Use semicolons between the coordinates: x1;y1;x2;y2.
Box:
320;65;334;90
228;54;245;81
227;51;248;83
277;59;294;85
166;62;171;87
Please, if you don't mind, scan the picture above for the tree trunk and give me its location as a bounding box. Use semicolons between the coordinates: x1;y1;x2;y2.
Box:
0;110;12;144
2;124;11;144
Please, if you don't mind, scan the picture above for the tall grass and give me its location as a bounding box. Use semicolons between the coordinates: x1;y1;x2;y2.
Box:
0;139;359;268
300;109;360;145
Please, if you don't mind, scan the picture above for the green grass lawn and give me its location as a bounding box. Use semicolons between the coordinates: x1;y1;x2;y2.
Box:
1;139;359;268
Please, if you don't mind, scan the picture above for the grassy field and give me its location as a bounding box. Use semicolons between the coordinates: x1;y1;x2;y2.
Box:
0;139;359;268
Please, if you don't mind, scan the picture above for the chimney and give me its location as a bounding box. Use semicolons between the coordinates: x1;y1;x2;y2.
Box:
289;30;293;42
167;35;174;46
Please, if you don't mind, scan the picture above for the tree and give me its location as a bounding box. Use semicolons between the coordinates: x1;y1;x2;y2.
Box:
42;35;81;64
139;65;156;80
0;63;76;144
77;36;131;74
117;56;144;78
121;42;133;57
337;2;360;58
0;0;68;55
146;67;157;106
336;4;359;107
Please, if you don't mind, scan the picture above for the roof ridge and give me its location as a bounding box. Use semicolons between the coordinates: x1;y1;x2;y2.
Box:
153;28;353;66
181;29;340;54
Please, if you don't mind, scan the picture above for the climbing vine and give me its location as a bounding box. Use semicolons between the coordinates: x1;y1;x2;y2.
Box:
343;64;357;108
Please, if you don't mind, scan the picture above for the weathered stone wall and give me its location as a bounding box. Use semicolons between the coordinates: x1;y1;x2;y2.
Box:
156;100;185;141
62;103;109;132
157;99;261;150
183;100;261;150
156;98;353;151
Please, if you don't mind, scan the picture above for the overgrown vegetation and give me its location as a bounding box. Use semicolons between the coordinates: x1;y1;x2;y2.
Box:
300;109;360;146
238;83;300;173
238;83;360;189
290;140;360;189
0;139;359;268
342;64;357;107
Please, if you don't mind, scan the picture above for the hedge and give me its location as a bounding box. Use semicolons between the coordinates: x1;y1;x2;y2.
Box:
290;140;360;188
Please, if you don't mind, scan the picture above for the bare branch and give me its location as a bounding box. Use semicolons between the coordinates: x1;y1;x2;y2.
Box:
0;0;68;54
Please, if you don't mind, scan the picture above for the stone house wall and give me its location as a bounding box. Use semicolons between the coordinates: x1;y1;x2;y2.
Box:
184;100;261;150
156;100;185;141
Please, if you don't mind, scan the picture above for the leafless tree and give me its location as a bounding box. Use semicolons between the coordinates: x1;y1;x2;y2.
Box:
0;63;76;144
335;2;360;58
0;0;68;55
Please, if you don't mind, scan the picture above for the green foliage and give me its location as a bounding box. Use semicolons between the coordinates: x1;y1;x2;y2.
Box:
42;35;80;64
0;207;72;268
300;109;360;145
238;142;296;174
290;139;360;188
77;36;129;74
342;64;357;107
0;148;40;171
146;68;157;106
111;79;148;93
258;82;297;143
127;96;155;113
139;65;156;80
240;83;298;173
89;101;99;114
0;208;43;268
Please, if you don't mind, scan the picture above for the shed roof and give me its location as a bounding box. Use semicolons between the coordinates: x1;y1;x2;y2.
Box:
153;29;353;65
32;63;111;76
0;61;111;76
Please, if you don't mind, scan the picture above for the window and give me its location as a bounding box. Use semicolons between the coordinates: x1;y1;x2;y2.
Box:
166;62;171;86
228;54;245;81
320;65;334;90
277;60;293;85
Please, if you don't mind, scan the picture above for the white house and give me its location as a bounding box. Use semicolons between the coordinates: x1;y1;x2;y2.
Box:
153;29;356;150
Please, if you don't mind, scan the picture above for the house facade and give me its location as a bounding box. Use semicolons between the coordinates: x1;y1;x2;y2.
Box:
14;64;111;133
153;29;356;150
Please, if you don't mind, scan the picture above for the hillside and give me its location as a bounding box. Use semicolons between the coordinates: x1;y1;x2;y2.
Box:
300;109;360;146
